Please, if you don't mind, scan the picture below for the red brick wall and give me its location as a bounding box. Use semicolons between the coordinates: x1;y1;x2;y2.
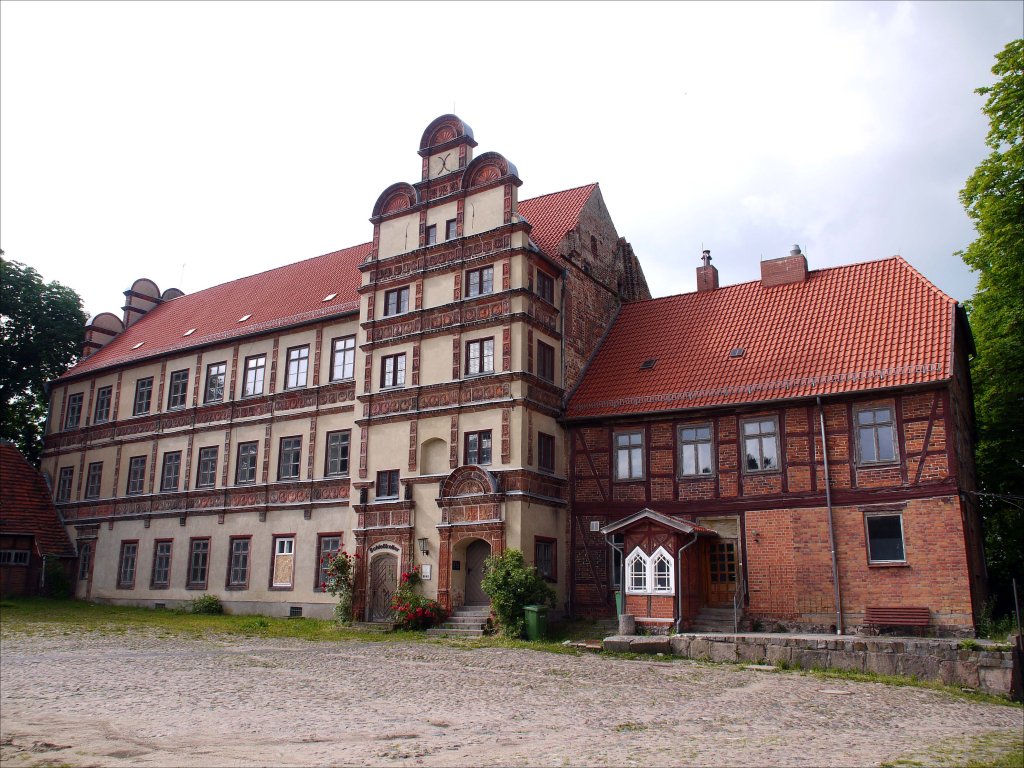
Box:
569;385;978;631
555;188;650;396
745;497;975;631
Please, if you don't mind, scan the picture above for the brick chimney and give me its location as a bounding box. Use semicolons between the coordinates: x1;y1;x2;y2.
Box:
761;245;808;287
697;249;719;292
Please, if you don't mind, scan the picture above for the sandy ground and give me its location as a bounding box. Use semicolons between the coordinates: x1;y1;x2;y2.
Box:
0;628;1021;767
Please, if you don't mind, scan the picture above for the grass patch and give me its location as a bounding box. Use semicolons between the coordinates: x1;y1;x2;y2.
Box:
0;597;598;653
804;666;1020;708
881;729;1024;768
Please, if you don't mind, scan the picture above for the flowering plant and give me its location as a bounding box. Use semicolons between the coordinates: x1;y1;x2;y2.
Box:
321;549;357;624
390;567;447;630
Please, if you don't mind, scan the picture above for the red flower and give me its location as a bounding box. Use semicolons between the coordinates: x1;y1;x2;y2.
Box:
320;581;326;589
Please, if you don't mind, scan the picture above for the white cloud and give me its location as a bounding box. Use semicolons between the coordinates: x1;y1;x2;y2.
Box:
1;0;1021;317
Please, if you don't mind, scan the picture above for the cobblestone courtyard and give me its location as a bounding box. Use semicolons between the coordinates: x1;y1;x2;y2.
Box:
1;629;1021;767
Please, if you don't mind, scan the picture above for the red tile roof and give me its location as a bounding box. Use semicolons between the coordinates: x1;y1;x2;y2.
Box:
0;443;76;557
519;183;597;259
62;243;372;380
566;257;956;419
61;186;598;381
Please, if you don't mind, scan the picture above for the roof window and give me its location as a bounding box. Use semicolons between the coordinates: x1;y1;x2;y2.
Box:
640;359;657;370
183;328;196;337
238;314;251;322
322;293;337;302
729;348;745;359
131;341;145;350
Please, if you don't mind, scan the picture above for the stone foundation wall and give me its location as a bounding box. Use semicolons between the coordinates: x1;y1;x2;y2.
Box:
602;632;1018;698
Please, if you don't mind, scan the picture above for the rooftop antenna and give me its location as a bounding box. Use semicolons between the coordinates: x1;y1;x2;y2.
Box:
180;263;186;289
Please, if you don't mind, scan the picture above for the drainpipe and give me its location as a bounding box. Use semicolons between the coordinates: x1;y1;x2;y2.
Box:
817;396;843;635
675;536;700;634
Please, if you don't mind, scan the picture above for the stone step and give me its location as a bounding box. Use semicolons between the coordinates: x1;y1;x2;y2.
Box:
451;606;491;616
443;616;488;625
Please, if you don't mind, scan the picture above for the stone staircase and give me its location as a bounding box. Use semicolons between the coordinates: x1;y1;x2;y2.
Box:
426;604;491;638
689;606;737;634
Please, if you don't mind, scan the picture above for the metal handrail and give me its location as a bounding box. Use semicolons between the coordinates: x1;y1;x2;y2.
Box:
733;561;746;633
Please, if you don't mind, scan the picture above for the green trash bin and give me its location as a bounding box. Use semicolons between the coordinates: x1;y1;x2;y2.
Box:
524;604;549;640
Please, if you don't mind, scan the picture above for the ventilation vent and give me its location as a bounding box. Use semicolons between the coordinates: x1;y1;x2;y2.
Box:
131;341;145;350
238;314;251;322
183;328;196;337
729;348;745;359
322;293;337;302
154;602;166;610
640;359;657;370
289;606;303;618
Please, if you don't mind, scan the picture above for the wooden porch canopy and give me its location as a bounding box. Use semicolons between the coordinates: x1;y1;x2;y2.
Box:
599;507;719;538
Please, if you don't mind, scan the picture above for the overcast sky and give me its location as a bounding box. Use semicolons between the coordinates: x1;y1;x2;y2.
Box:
2;1;1021;319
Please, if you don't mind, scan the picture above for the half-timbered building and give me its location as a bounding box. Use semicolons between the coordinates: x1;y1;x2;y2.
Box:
39;115;985;635
565;250;986;634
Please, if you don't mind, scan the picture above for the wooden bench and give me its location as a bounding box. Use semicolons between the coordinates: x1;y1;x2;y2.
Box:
864;606;930;628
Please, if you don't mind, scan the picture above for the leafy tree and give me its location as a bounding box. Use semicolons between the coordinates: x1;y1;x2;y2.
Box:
957;40;1024;613
0;254;87;465
480;548;555;638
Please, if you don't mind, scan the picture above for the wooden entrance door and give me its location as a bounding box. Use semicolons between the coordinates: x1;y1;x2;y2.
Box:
464;540;491;605
705;540;737;606
368;553;398;621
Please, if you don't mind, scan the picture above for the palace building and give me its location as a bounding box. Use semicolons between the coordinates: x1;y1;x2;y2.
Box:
40;115;986;634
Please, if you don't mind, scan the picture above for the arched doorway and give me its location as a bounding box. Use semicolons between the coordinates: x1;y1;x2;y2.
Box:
465;539;491;606
368;552;398;621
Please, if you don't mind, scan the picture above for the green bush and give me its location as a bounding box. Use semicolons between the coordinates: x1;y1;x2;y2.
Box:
42;557;71;598
321;550;356;625
480;549;555;639
187;594;223;614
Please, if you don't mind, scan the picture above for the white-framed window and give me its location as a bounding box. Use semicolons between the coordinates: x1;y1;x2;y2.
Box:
204;362;226;403
626;548;649;594
651;548;674;594
285;345;309;389
242;354;266;397
865;513;906;563
0;550;30;566
624;546;675;595
331;336;355;381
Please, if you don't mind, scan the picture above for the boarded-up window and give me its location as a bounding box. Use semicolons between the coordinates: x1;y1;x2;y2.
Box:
273;536;295;587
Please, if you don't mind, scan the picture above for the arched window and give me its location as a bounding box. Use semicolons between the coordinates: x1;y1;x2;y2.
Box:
625;548;649;594
650;547;675;594
623;546;675;595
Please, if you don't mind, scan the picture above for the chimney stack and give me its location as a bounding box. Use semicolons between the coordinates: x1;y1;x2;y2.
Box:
697;249;719;292
760;244;808;287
